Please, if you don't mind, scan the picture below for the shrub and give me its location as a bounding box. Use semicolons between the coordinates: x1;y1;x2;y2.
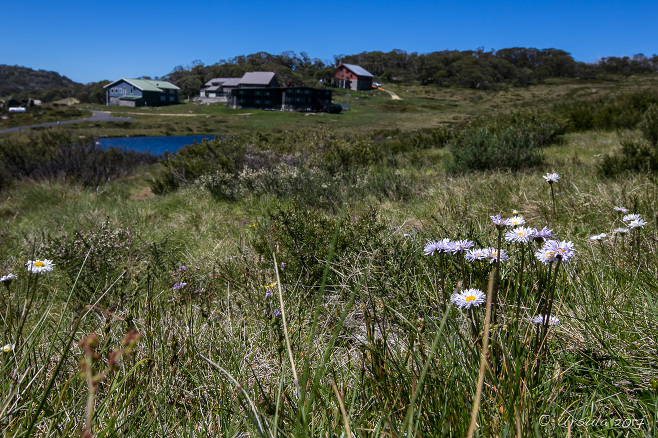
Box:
0;130;157;191
599;104;658;176
549;91;658;132
447;113;563;172
252;203;388;287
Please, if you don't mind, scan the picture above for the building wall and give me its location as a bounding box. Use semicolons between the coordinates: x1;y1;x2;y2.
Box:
107;80;143;105
334;67;373;90
106;80;178;106
227;87;332;111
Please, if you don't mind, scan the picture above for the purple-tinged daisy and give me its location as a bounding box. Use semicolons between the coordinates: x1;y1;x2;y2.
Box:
614;206;628;214
505;227;535;243
423;241;442;256
543;173;560;184
490;215;508;227
628;219;648;229
272;309;282;317
0;273;17;283
506;216;526;227
486;248;510;264
535;240;575;264
26;260;54;274
465;248;489;262
533;226;553;242
450;239;475;254
178;266;187;272
450;288;486;309
532;315;560;326
622;214;643;223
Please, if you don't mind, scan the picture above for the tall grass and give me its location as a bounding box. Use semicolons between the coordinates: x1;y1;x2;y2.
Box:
1;152;657;435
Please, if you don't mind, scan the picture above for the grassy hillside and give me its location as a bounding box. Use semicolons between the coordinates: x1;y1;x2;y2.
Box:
0;65;81;98
0;77;657;436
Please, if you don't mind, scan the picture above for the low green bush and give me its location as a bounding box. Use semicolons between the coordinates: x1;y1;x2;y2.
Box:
447;113;564;172
0;130;156;191
252;202;389;287
549;91;658;132
599;103;658;176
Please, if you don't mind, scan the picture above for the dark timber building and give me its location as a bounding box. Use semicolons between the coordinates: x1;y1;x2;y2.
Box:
227;86;333;111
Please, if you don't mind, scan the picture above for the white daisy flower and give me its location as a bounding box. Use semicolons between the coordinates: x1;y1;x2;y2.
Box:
2;343;14;353
613;227;629;235
505;227;535;243
627;219;647;229
622;214;642;223
506;216;526;227
450;288;486;309
465;248;489;262
590;233;607;241
0;273;17;282
26;260;54;274
485;248;510;264
532;315;560;326
450;239;475;254
535;240;575;264
543;173;560;184
614;206;628;214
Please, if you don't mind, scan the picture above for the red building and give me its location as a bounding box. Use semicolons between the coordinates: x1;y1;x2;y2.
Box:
334;63;374;91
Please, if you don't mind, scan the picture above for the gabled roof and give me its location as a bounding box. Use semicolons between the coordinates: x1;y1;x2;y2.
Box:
104;78;180;91
221;78;242;87
204;78;234;86
239;71;276;85
338;63;374;78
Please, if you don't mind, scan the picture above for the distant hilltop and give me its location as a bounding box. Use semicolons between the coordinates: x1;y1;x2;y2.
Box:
0;65;81;96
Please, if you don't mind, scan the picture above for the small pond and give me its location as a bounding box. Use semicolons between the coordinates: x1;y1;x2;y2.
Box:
98;135;215;155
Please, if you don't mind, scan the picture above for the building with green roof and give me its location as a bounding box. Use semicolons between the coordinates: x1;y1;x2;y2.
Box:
104;78;180;107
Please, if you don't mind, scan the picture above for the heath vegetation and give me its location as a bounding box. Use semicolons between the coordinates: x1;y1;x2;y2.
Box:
0;74;657;437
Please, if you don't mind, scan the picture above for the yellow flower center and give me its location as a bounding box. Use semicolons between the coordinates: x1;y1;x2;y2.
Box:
34;261;45;267
264;283;276;288
465;296;476;301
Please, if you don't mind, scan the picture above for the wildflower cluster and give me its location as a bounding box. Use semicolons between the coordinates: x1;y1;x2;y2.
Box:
424;204;573;340
589;207;650;252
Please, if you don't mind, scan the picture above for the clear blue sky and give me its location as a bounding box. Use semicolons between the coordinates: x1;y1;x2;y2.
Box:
2;0;656;84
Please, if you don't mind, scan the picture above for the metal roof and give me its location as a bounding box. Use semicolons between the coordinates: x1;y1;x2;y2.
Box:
104;78;180;91
221;78;242;86
239;72;276;85
204;78;234;86
339;64;374;78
